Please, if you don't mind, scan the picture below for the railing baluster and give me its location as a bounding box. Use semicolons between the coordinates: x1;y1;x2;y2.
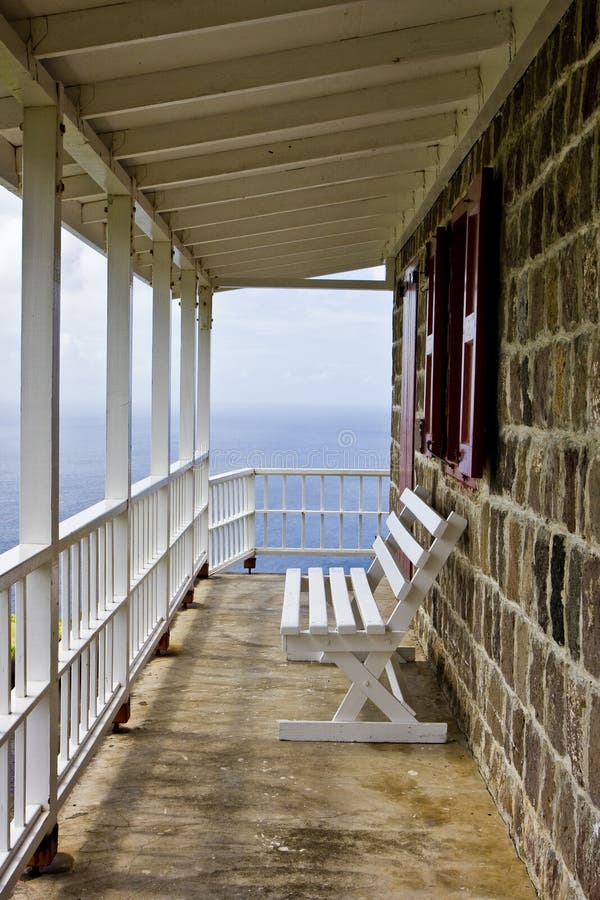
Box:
59;671;70;764
15;580;26;699
282;474;287;550
0;741;9;851
72;541;81;641
301;475;306;550
320;475;325;550
71;656;80;752
0;590;10;715
339;474;344;550
359;476;364;549
14;722;26;830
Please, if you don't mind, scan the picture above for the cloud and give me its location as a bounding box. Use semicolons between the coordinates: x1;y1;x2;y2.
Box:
0;185;392;417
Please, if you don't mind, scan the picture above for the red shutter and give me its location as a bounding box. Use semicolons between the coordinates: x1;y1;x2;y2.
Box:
446;215;467;464
456;168;493;479
423;227;448;458
398;264;419;578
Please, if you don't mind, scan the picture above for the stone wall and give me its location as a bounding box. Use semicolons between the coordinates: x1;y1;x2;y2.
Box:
391;2;599;896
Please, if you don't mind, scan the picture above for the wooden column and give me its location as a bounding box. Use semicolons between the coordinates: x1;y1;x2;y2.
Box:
105;194;134;716
179;269;197;463
20;97;62;840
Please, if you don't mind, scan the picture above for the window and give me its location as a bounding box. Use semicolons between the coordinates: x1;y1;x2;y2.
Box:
423;168;494;483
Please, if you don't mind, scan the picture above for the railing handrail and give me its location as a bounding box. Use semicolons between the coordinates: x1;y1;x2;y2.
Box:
253;467;389;477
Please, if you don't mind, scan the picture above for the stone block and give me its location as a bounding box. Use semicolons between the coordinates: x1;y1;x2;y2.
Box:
555;770;578;873
571;332;590;429
579;229;599;324
514;617;530;707
581;554;600;679
588;689;600;807
586;454;600;543
561;444;578;532
534;526;551;632
544;252;560;332
575;797;600;900
581;48;600;123
529;636;547;722
500;604;516;686
566;542;583;661
545;651;566;756
556;150;580;237
549;533;566;646
523;719;543;808
565;674;588;789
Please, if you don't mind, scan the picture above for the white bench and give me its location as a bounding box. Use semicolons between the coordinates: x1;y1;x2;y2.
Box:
279;485;467;743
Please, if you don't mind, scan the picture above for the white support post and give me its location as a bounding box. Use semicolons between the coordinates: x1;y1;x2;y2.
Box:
196;287;212;572
151;240;172;617
196;287;212;459
179;269;196;585
179;269;196;463
105;194;133;706
105;194;133;502
20;99;62;830
151;240;172;478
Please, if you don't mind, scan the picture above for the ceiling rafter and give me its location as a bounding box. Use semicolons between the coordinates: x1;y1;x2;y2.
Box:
11;0;362;58
130;112;456;190
105;69;480;162
69;12;511;119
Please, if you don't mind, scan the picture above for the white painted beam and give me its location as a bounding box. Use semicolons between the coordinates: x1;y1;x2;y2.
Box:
72;12;511;119
207;241;385;274
105;195;134;502
108;69;480;161
151;241;172;477
131;113;456;190
166;172;423;230
14;0;360;58
211;254;382;281
179;270;196;462
180;198;402;244
194;230;390;266
196;288;212;458
214;277;390;291
152;148;437;212
189;220;394;257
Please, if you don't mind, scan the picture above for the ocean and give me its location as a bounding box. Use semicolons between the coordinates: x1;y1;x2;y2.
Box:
0;404;391;570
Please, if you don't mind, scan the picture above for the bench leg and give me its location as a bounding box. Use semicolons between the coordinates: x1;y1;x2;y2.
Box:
279;649;447;743
279;721;447;742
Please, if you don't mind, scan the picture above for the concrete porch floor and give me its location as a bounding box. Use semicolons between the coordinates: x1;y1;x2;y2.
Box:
15;574;534;899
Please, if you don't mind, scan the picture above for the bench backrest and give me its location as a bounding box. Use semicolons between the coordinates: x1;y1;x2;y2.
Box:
368;486;467;633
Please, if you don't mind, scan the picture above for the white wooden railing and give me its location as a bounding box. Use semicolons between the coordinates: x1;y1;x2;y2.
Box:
0;453;209;893
208;468;389;572
0;461;386;888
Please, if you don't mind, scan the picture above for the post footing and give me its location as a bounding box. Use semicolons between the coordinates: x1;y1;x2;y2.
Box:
155;629;170;655
113;698;131;731
26;823;58;871
180;589;195;609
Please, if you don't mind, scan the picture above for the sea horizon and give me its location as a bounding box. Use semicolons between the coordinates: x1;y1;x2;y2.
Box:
0;402;391;562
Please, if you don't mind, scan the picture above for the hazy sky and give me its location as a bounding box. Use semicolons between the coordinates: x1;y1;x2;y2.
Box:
0;187;392;415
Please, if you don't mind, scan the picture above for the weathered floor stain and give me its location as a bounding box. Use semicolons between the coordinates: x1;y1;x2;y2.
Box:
14;574;535;900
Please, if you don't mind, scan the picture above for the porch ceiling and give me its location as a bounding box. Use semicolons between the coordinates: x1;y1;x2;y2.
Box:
0;0;572;288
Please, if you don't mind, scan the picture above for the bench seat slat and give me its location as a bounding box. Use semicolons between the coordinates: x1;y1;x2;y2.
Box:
308;568;329;634
399;488;447;537
281;568;301;635
329;567;356;634
372;536;407;599
386;512;430;567
349;568;385;633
